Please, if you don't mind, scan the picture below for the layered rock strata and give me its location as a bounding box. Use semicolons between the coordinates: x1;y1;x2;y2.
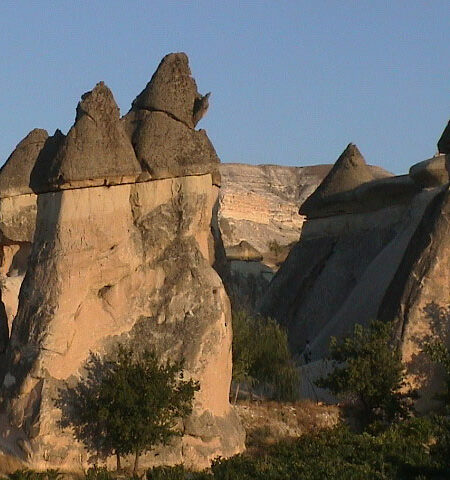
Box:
260;138;450;410
217;160;389;308
0;53;244;471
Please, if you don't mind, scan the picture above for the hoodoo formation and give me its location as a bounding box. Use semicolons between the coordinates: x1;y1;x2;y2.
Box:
259;134;450;411
0;53;244;471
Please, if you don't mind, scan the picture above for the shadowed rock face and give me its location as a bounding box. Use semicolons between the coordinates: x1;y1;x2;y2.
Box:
438;120;450;154
260;141;449;411
299;143;391;218
0;53;244;471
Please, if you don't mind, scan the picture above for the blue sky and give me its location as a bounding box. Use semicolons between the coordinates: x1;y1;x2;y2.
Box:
0;1;448;174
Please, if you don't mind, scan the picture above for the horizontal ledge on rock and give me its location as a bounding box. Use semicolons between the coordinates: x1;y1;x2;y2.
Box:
0;170;220;199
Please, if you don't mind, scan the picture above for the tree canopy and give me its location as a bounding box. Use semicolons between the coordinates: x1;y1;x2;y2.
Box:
58;344;199;472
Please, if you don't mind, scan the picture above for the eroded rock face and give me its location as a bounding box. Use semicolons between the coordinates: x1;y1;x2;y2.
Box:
260;142;450;411
0;53;244;471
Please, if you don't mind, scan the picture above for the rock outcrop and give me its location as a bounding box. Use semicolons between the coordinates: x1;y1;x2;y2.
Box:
217;160;390;308
260;140;450;410
438;120;450;154
0;53;244;471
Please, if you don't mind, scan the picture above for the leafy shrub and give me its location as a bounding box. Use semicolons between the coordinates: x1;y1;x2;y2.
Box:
58;344;199;473
8;470;63;480
84;467;116;480
316;320;414;427
232;310;299;401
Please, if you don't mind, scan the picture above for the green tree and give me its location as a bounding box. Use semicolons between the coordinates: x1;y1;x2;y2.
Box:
316;320;412;427
58;344;199;473
232;310;299;402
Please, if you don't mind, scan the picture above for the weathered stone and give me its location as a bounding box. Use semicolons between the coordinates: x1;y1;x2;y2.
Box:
122;109;220;181
0;54;244;472
131;53;202;129
0;129;48;198
378;187;450;411
438;120;450;154
409;155;449;187
226;241;262;262
46;82;142;189
299;143;384;218
310;175;421;216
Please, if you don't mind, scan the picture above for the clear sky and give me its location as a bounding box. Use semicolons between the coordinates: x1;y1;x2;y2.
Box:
0;1;448;174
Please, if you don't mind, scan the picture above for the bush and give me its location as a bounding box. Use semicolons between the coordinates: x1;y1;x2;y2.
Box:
316;320;413;427
58;344;199;473
232;310;299;401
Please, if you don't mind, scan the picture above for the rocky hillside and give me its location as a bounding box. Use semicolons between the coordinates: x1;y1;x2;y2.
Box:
259;136;450;411
218;162;390;308
0;53;244;471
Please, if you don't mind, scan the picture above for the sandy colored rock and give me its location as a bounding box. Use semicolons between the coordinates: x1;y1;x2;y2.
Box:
131;52;203;129
46;82;141;189
378;186;450;411
409;155;449;187
437;120;450;154
0;54;244;472
226;241;263;262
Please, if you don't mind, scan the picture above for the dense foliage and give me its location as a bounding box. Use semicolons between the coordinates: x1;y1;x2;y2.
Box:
12;418;449;479
58;344;199;472
232;310;299;401
316;320;413;426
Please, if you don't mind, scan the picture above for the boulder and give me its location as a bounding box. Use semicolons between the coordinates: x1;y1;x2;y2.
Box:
409;155;449;187
437;120;450;154
122;109;220;182
131;52;203;129
0;54;244;471
46;82;142;190
299;143;379;218
0;129;48;198
226;241;263;262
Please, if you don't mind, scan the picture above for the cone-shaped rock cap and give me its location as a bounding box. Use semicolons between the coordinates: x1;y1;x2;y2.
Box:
0;128;49;198
131;52;201;128
300;143;375;216
47;82;141;188
437;120;450;154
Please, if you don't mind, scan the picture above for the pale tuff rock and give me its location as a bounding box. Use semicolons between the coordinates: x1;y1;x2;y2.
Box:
260;135;450;411
379;187;450;411
0;53;244;471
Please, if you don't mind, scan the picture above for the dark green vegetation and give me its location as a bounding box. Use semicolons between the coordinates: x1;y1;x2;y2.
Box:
316;320;414;427
8;419;450;479
57;345;199;473
232;310;299;402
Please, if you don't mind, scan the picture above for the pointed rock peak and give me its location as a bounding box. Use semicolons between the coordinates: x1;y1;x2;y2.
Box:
0;129;49;198
437;120;450;154
47;82;140;188
300;143;375;216
336;143;366;168
313;143;374;195
131;52;204;128
75;81;119;124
